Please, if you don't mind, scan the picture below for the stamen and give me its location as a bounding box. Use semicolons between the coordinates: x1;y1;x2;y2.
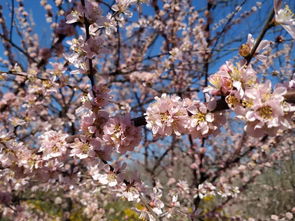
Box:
257;106;273;119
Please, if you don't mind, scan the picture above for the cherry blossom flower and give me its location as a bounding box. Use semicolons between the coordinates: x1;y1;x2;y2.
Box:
82;36;109;59
197;182;216;199
130;71;160;86
39;130;68;160
135;206;156;221
64;37;88;71
96;13;117;36
70;137;96;159
117;185;141;202
239;33;273;62
112;0;136;17
103;114;142;153
206;70;232;96
18;148;42;172
149;187;164;216
145;94;189;136
274;0;295;39
0;143;18;167
48;62;67;78
0;93;15;109
205;61;257;97
197;182;240;199
66;1;104;24
243;81;291;137
184;97;224;138
83;85;112;110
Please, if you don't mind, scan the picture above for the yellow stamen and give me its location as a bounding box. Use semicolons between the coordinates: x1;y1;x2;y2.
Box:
226;95;240;108
193;112;206;123
257;106;273;119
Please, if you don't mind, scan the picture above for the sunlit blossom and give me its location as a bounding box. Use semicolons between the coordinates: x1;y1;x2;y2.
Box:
274;0;295;39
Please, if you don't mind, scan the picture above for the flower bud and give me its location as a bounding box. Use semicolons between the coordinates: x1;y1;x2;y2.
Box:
239;44;251;57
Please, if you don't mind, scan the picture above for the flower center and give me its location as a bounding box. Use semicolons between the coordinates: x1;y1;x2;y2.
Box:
257;106;273;119
80;143;89;154
193;112;206;123
160;112;169;122
226;95;240;108
239;44;251;57
282;5;294;19
242;99;253;108
52;145;59;152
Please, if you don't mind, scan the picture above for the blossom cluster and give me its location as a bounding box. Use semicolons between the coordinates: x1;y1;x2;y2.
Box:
1;0;295;220
197;181;240;199
77;85;142;159
64;1;113;73
145;94;225;138
205;61;295;137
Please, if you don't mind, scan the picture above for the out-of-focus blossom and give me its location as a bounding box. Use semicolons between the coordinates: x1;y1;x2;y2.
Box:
274;0;295;39
103;114;141;153
118;185;140;202
0;93;16;109
70;137;96;159
39;130;68;160
96;13;117;36
197;182;216;199
130;71;160;86
135;205;156;221
54;20;75;36
82;36;109;59
93;172;118;186
149;187;164;215
66;1;104;24
197;182;240;199
112;0;136;17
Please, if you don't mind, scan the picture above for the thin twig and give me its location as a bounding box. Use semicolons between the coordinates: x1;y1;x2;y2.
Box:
245;9;275;65
9;0;15;41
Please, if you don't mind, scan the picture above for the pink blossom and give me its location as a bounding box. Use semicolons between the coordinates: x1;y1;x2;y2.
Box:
39;131;68;160
84;85;112;110
66;1;103;24
103;114;141;153
184;97;224;138
241;33;273;62
95;13;117;36
82;36;109;59
205;61;257;96
243;81;291;137
206;67;232;96
274;0;295;39
145;94;189;136
112;0;136;17
70;137;96;159
48;62;67;78
116;185;140;202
